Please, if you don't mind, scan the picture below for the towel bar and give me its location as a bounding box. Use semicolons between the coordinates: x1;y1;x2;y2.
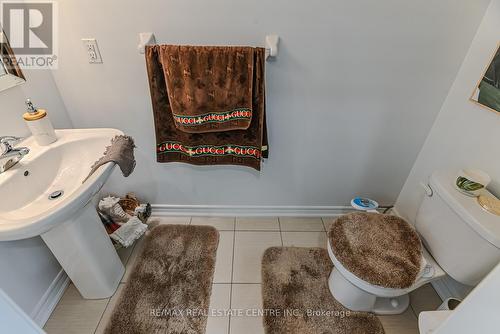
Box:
265;34;279;60
138;32;279;61
138;32;156;54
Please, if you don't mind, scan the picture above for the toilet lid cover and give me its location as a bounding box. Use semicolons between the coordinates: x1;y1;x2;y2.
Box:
328;212;422;289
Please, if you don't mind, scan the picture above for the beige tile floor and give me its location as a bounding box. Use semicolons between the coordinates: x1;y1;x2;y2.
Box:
44;217;442;334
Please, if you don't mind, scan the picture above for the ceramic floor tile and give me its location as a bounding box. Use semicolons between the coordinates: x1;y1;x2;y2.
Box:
410;283;443;316
378;308;419;334
44;284;108;334
191;217;235;231
206;284;231;334
45;216;425;334
95;284;125;334
322;217;337;232
235;217;279;231
121;235;146;283
233;231;282;283
230;284;265;334
116;243;136;266
213;231;234;283
281;231;327;248
279;217;325;231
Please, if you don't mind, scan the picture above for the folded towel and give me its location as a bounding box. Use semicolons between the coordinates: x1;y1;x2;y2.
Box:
98;196;132;224
83;135;136;183
110;217;148;248
159;45;254;134
146;45;268;170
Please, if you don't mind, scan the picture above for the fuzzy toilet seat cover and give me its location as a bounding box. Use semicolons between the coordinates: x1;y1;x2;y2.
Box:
328;212;423;289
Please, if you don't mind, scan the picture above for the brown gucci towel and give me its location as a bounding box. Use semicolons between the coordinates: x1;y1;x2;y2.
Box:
146;45;268;170
159;45;254;133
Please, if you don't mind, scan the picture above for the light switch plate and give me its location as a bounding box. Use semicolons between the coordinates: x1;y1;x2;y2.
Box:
82;38;103;64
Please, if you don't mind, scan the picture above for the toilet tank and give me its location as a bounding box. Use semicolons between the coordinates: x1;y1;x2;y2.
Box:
415;171;500;286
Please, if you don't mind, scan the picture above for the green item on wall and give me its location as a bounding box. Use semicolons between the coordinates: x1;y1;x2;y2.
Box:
471;44;500;113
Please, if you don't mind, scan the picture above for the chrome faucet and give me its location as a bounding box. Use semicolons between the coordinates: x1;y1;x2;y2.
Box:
0;136;29;173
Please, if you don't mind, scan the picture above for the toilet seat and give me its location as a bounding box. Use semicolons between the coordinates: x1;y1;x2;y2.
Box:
327;238;445;298
329;212;423;289
326;212;446;315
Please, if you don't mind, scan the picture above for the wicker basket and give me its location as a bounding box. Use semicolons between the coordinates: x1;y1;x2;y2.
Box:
119;193;140;216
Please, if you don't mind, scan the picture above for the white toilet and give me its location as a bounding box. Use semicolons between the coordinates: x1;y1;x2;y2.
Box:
327;170;500;315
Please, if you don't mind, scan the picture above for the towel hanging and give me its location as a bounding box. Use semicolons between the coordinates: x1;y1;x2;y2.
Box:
145;45;268;170
159;45;255;134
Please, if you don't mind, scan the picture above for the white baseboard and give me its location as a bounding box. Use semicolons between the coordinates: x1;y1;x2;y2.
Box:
30;269;70;327
151;204;355;217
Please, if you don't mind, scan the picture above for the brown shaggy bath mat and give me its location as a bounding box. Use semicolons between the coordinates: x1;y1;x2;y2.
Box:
329;212;422;289
104;224;219;334
262;247;384;334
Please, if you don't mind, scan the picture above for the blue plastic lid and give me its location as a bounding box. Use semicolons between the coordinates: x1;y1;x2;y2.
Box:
351;197;379;211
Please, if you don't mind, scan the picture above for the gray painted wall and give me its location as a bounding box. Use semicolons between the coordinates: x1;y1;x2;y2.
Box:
395;0;500;224
52;0;490;207
0;0;493;322
394;0;500;300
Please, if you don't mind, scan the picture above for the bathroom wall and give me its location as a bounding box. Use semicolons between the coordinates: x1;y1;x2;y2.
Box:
0;0;493;325
395;0;500;223
0;70;71;317
51;0;490;208
0;70;72;134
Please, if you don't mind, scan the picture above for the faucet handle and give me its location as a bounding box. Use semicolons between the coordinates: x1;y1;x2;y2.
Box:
0;136;23;153
0;136;22;144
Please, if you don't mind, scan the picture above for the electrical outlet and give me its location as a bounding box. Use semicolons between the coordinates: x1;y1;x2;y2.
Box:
82;38;103;64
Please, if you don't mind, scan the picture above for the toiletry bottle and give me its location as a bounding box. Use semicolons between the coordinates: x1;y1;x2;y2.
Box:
23;99;57;146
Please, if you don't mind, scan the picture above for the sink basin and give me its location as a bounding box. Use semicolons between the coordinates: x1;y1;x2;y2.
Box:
0;128;125;299
0;128;121;240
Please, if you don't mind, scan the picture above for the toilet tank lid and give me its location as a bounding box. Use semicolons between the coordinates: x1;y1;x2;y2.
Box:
430;171;500;249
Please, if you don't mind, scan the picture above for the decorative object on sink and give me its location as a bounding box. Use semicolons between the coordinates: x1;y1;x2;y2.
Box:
23;99;57;146
471;42;500;113
83;135;136;183
0;29;25;92
455;168;491;197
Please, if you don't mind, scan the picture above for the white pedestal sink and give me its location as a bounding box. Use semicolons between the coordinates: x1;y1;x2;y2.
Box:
0;129;126;299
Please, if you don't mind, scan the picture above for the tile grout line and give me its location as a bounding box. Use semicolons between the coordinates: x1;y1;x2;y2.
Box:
92;238;141;333
227;217;237;334
277;217;284;246
94;294;113;334
321;218;329;241
409;301;419;320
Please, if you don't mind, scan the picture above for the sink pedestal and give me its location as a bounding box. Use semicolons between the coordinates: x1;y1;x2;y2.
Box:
41;203;124;299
